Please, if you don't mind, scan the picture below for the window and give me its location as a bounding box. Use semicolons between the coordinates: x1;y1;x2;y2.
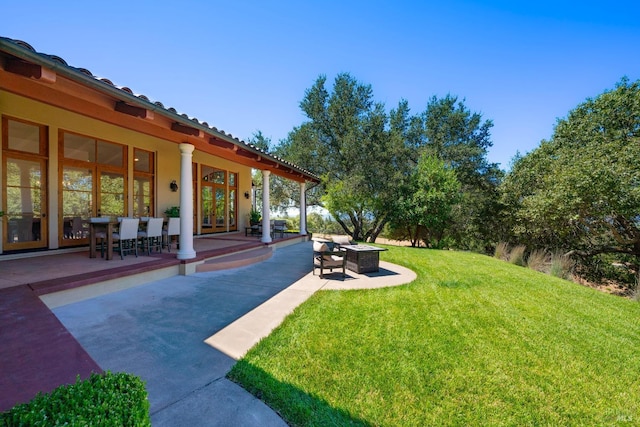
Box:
59;131;127;246
7;120;45;154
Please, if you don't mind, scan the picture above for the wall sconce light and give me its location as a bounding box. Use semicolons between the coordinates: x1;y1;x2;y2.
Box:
170;180;179;192
244;191;250;199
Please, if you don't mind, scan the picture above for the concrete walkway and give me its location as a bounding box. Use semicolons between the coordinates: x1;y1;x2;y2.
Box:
51;241;416;426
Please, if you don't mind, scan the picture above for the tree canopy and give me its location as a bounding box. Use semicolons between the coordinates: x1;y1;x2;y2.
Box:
388;153;461;247
277;73;407;241
276;73;500;244
411;95;503;251
500;78;640;273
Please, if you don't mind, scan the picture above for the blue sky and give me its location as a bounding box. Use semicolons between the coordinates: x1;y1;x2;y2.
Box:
4;1;639;169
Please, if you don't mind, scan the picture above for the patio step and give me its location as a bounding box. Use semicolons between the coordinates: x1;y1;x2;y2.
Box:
196;247;273;272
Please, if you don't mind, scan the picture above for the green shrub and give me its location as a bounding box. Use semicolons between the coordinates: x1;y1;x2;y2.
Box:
164;206;180;218
577;253;636;288
0;372;149;426
508;244;527;266
249;208;261;224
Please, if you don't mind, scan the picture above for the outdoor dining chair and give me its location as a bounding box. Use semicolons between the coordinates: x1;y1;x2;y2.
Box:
112;217;140;259
272;219;287;238
90;217;109;258
162;217;180;252
138;217;163;255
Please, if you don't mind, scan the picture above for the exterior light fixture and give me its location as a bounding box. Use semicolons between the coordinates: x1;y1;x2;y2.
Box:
244;191;250;199
170;180;178;192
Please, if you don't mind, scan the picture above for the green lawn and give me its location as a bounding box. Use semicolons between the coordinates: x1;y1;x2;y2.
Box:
228;246;640;426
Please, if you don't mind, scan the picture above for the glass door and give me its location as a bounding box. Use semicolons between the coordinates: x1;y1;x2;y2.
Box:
2;118;48;251
98;171;125;218
201;185;214;233
215;187;226;230
228;172;237;231
200;166;237;233
61;166;93;243
3;155;48;250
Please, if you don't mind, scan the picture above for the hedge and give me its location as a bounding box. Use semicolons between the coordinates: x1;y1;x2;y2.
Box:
0;372;150;426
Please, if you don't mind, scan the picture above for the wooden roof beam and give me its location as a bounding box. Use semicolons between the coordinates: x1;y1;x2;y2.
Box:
5;58;56;83
209;136;235;150
115;101;152;119
171;122;200;137
236;148;262;160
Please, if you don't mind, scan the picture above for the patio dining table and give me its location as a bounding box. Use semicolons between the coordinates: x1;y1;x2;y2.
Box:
88;218;119;260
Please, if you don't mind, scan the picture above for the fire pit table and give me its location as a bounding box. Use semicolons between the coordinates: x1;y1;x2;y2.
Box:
341;244;387;274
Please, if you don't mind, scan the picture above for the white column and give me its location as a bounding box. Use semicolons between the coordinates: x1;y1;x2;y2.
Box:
261;170;272;243
299;181;307;236
177;143;196;260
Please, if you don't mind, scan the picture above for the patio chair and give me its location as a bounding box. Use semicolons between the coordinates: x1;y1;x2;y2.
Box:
162;217;180;252
90;217;108;257
112;217;140;259
313;240;346;279
138;217;163;255
70;216;85;239
272;219;287;238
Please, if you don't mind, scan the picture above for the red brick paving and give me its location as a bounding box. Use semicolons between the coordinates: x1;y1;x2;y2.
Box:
0;285;101;411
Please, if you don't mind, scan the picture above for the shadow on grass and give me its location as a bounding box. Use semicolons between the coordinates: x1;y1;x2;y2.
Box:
322;267;400;283
228;360;371;426
362;267;399;278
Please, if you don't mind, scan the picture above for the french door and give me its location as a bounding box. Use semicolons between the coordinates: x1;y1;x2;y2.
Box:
2;117;48;251
3;154;48;250
201;166;237;233
201;184;225;233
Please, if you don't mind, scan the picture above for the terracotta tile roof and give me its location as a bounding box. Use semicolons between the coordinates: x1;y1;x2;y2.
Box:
0;37;319;182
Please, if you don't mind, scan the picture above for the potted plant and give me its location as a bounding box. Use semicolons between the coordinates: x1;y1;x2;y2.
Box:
249;208;261;226
164;206;180;218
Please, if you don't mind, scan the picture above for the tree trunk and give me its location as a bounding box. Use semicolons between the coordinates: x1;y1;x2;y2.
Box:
335;216;355;239
367;218;388;243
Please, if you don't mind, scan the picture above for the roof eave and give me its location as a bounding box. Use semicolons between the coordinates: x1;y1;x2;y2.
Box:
0;37;320;183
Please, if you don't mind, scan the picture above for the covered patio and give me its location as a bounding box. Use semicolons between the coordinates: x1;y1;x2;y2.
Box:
0;37;318;263
0;232;307;297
